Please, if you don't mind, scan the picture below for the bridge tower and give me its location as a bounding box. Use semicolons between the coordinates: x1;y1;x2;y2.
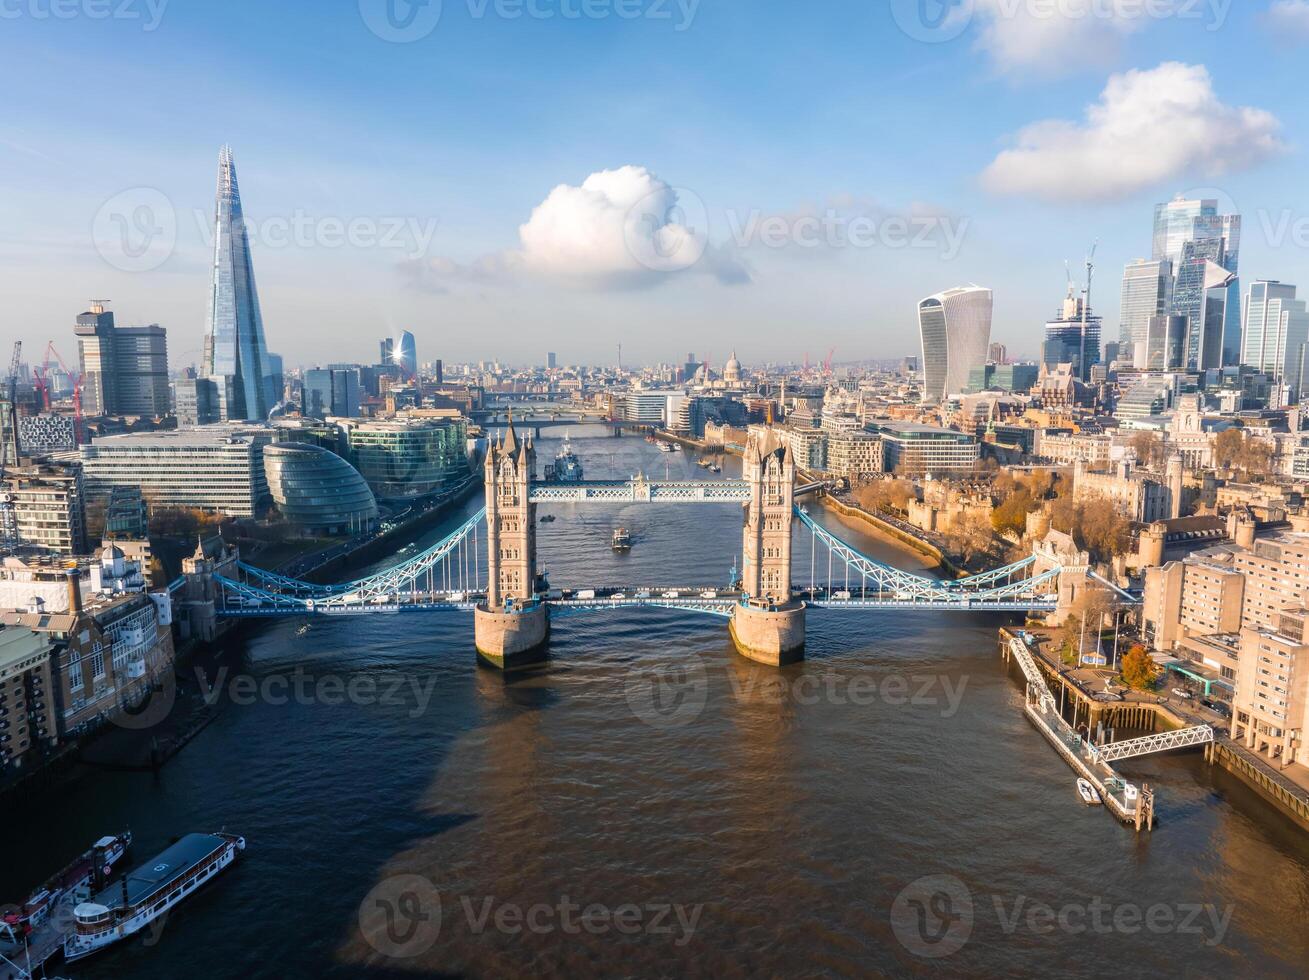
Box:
730;428;806;665
475;416;548;667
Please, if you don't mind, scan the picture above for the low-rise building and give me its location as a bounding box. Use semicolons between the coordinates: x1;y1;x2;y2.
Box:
825;431;883;480
0;460;89;555
80;424;274;517
0;544;173;748
0;624;57;774
1072;457;1177;523
865;421;979;477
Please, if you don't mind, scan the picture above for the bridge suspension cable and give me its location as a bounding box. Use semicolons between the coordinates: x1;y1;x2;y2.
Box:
229;507;488;608
794;507;1057;606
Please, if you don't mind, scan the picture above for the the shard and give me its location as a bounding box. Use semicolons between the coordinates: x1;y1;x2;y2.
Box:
202;145;274;420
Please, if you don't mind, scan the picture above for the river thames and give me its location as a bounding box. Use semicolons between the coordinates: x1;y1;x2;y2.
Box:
3;429;1309;978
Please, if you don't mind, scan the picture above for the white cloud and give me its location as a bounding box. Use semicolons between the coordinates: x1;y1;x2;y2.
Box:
970;0;1147;74
1267;0;1309;38
402;166;749;292
980;62;1283;202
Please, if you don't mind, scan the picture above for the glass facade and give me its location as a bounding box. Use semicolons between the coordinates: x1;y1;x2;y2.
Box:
344;418;469;501
1118;258;1170;359
202;146;275;421
1243;281;1309;389
917;286;992;404
1150;196;1241;371
263;443;378;535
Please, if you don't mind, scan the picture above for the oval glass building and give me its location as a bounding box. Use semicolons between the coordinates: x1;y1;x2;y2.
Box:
263;443;378;535
917;285;993;405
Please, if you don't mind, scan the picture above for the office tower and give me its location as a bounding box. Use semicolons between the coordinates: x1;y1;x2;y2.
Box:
74;302;170;417
1140;315;1187;370
202;146;275;421
917;286;993;404
1243;281;1309;391
266;353;285;407
380;331;417;378
1104;342;1120;366
433;359;443;384
547;352;557;370
1041;287;1101;382
988;342;1008;365
1119;259;1170;358
1199;262;1240;370
175;377;221;426
303;368;362;418
74;302;116;416
1152;195;1241;370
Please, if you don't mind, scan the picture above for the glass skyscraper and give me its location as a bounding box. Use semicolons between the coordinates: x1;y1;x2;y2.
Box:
202;146;275;421
1242;281;1309;391
380;330;418;378
1041;289;1101;381
1150;195;1241;370
1118;258;1170;365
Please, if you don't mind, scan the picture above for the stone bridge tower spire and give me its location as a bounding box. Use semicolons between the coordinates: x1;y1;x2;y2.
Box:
740;428;794;601
476;413;548;667
484;413;536;609
730;427;805;665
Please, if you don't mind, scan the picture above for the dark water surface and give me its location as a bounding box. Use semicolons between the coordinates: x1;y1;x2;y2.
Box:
4;429;1309;978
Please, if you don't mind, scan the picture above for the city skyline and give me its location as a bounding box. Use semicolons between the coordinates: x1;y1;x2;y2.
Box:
5;3;1309;365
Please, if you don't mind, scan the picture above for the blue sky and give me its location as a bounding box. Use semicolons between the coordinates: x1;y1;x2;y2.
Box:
3;0;1309;369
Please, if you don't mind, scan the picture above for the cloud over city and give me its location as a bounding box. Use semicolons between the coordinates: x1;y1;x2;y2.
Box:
979;62;1283;202
401;166;750;292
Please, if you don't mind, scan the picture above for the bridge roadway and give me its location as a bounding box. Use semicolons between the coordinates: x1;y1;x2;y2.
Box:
217;584;1058;618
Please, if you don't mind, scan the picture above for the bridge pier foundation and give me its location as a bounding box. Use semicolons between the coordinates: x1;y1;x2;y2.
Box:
729;601;806;666
475;604;549;669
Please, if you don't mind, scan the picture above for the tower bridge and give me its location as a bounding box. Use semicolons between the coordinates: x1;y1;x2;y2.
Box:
196;421;1115;670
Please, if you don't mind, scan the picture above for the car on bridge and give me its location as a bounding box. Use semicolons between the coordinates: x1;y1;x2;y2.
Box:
662;590;681;598
700;590;718;599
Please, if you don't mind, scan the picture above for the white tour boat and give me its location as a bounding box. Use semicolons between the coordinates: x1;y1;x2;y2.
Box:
1076;778;1102;806
64;832;245;963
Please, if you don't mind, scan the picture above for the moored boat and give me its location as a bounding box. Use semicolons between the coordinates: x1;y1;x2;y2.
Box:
1;832;132;941
1076;778;1101;806
63;832;246;963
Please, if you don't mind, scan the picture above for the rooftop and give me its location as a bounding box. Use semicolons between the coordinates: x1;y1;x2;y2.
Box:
0;623;52;674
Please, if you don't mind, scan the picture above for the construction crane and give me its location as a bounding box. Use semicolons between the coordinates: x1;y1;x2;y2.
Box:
6;341;20;401
1080;241;1098;381
823;347;836;376
40;343;85;446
